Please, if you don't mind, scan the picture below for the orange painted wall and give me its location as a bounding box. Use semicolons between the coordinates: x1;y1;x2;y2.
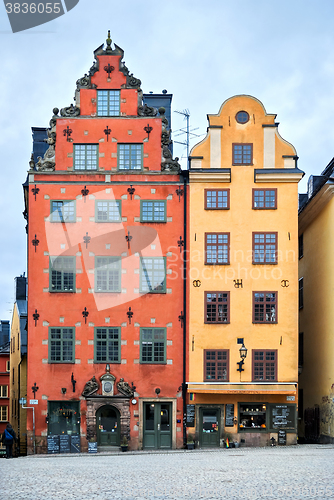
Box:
26;42;185;451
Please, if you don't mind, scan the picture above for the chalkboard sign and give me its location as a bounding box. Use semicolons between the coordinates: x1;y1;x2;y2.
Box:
59;434;71;453
88;441;97;453
225;404;235;427
47;435;60;454
278;429;286;445
71;435;81;453
186;405;195;427
270;404;296;430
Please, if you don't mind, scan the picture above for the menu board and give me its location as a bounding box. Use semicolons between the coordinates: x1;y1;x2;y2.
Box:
186;405;195;427
70;435;81;453
225;404;235;427
59;434;71;453
47;435;60;454
270;404;296;430
278;429;286;445
88;441;98;453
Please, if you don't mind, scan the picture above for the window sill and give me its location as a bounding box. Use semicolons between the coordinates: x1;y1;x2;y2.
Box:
252;262;278;265
94;360;121;364
252;322;277;325
204;321;230;325
204;263;230;266
139;362;167;365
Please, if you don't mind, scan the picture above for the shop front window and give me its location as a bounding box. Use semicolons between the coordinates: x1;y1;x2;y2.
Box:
48;401;80;435
239;403;267;431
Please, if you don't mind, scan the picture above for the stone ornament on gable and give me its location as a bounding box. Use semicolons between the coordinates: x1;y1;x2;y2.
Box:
76;74;90;90
60;104;80;117
127;74;141;89
138;104;158;117
117;378;134;397
82;376;99;397
34;108;58;171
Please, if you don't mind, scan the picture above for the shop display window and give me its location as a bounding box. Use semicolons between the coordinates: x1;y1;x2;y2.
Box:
239;403;267;431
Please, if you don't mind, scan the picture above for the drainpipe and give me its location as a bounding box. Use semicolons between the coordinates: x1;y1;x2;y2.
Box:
182;174;187;447
21;403;35;455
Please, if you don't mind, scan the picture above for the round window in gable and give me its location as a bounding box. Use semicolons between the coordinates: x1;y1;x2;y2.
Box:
236;111;249;124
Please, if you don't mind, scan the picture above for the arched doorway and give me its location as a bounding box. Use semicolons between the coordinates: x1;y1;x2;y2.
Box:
96;405;120;446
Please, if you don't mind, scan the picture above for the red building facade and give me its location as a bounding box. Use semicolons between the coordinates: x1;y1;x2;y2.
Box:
0;341;10;452
25;33;186;453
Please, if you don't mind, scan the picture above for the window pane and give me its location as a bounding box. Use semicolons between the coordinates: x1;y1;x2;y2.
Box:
95;327;120;362
97;90;120;116
205;350;229;381
50;327;74;362
74;144;98;170
141;201;166;222
206;190;229;209
118;144;142;170
141;328;165;363
50;257;75;292
233;144;252;165
140;258;165;293
253;233;277;263
253;292;277;323
96;201;121;222
206;233;229;264
95;257;121;292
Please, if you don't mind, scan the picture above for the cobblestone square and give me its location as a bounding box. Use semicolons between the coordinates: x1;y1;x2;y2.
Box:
1;445;334;500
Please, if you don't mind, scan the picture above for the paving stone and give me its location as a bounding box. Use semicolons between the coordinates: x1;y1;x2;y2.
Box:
2;445;334;499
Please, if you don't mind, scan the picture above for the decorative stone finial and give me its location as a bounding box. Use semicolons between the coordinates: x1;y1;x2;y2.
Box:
106;30;112;52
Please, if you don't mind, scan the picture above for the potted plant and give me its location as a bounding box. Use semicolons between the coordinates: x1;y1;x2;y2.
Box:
120;435;128;452
186;433;195;450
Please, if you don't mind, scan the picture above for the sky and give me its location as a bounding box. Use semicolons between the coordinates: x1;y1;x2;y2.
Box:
0;0;333;321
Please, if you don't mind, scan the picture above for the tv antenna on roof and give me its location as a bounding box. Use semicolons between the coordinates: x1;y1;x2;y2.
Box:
173;109;202;169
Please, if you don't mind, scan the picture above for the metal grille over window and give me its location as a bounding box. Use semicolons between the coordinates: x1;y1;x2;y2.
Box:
253;292;277;323
140;257;166;293
97;90;120;116
141;201;166;222
141;328;165;363
118;144;142;170
95;327;120;362
74;144;98;170
50;327;74;362
95;257;121;292
50;256;75;292
205;233;229;264
51;201;75;222
96;201;121;222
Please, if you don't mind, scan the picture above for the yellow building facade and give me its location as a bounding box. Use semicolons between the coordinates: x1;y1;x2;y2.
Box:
298;160;334;443
187;95;303;447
